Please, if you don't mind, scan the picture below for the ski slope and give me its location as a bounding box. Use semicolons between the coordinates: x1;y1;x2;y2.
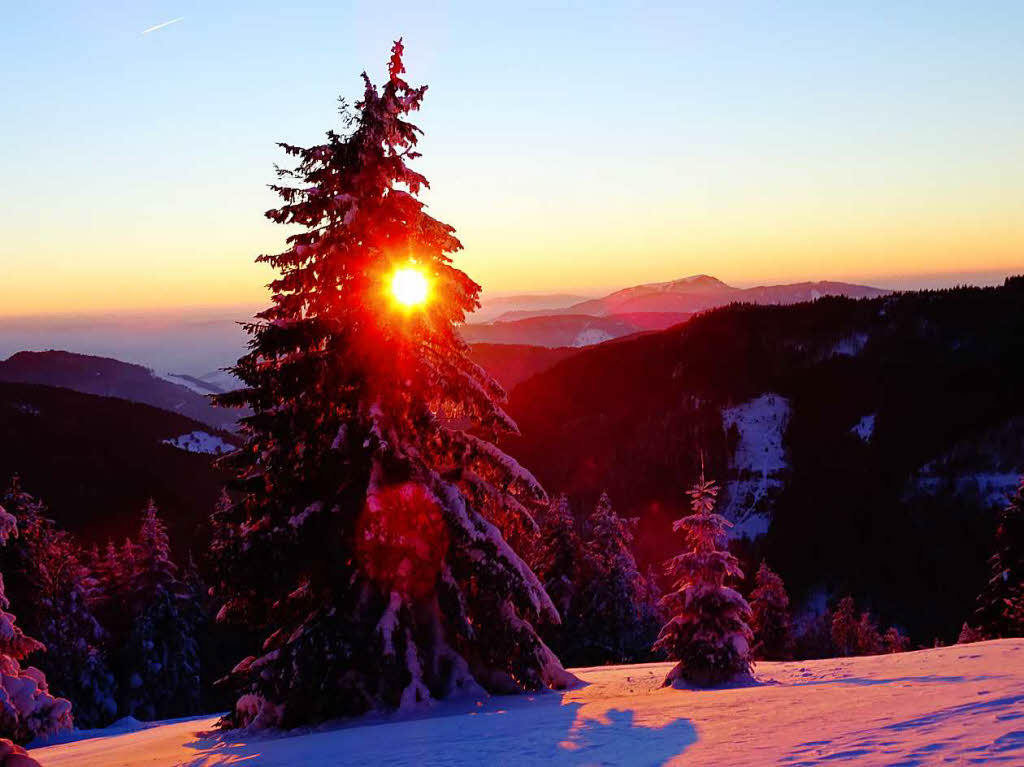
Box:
31;639;1024;766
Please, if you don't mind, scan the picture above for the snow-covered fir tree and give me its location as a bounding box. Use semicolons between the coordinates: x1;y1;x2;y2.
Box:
748;560;792;661
118;501;200;721
573;492;659;665
976;476;1024;637
0;479;116;728
32;536;116;728
531;493;581;621
654;471;752;686
0;503;72;742
212;41;571;726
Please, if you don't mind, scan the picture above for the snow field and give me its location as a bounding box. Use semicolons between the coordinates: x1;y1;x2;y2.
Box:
31;639;1024;766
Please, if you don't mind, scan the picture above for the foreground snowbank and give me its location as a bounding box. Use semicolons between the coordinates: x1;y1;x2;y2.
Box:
31;639;1024;766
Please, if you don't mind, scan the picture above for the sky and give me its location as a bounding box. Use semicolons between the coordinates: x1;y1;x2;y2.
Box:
2;0;1023;317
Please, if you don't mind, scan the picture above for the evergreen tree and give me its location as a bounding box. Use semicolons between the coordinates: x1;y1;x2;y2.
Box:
0;504;72;742
880;626;909;653
574;492;658;665
212;41;571;726
854;611;883;655
830;596;859;657
531;494;580;620
0;479;116;728
118;501;200;721
32;536;117;728
976;476;1024;637
749;561;792;661
956;622;986;644
654;471;752;686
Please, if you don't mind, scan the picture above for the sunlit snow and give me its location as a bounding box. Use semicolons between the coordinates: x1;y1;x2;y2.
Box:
720;393;790;538
30;640;1024;766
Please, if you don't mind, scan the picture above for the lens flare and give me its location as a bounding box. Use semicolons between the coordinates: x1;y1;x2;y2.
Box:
390;267;429;308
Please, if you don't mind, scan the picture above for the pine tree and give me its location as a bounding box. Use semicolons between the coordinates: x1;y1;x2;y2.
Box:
654;471;752;687
211;41;571;726
882;626;911;653
976;476;1024;637
0;504;72;742
574;492;658;665
118;501;200;721
830;596;859;656
749;561;792;661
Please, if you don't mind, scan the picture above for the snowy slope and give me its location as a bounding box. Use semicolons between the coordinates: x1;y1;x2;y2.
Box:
162;430;235;455
720;393;791;539
32;640;1024;766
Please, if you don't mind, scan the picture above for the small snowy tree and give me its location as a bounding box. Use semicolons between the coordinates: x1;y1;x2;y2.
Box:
749;561;792;661
882;626;910;653
118;501;200;720
0;504;72;742
976;476;1024;637
654;472;752;687
830;596;859;657
212;41;571;726
574;492;659;665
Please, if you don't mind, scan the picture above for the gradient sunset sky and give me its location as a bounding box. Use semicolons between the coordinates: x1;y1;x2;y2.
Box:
2;1;1023;317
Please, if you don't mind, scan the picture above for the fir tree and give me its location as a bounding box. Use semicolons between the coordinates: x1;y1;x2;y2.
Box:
854;611;883;655
531;494;580;620
32;536;117;728
118;501;200;721
749;561;792;661
0;504;72;742
830;596;859;656
654;471;752;686
976;476;1024;637
0;479;116;728
212;41;571;726
882;626;911;653
574;492;659;665
956;622;986;644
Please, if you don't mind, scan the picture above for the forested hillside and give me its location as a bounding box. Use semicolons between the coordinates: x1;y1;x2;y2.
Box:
504;278;1024;641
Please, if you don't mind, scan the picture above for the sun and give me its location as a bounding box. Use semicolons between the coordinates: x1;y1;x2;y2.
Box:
390;266;430;308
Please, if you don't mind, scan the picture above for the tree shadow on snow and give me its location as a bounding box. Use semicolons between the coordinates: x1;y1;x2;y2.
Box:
181;698;697;766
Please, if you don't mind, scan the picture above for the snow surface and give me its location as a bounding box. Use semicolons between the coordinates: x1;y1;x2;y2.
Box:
832;332;869;357
572;328;613;347
34;640;1024;766
851;413;876;443
162;431;234;455
720;393;790;539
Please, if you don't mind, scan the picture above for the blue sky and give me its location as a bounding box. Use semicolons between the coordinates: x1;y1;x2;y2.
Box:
2;1;1023;314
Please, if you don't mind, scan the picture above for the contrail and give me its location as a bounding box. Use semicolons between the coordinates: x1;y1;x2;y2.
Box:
141;17;184;35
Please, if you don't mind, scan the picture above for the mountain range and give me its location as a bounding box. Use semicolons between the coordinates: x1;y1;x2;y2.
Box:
462;275;889;347
0;351;240;431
